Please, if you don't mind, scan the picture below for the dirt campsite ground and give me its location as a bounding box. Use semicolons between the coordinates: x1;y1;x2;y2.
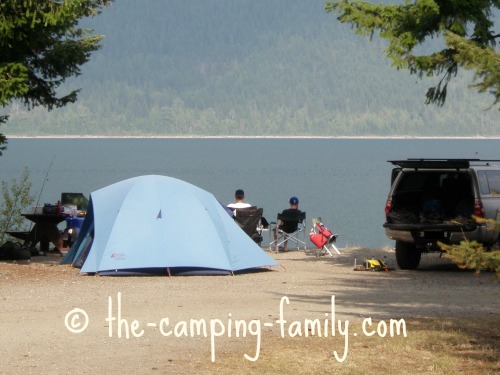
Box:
0;246;498;374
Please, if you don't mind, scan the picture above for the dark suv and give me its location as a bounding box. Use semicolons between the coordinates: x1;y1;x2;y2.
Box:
383;159;500;269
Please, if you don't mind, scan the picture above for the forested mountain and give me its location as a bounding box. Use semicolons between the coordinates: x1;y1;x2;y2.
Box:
4;0;499;137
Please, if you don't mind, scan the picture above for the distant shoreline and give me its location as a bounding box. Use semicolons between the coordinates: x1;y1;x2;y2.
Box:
6;135;500;140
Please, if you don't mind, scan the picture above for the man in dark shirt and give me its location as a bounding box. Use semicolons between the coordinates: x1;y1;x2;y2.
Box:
273;196;302;252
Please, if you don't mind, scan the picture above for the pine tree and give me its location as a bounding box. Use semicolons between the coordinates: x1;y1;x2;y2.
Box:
0;0;112;153
325;0;500;109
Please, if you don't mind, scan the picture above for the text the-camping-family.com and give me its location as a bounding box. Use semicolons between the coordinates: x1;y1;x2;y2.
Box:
64;293;407;363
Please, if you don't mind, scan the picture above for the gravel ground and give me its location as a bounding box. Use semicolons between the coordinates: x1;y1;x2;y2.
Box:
0;246;498;374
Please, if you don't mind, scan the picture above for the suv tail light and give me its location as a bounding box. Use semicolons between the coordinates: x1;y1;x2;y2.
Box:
473;199;484;218
385;199;392;216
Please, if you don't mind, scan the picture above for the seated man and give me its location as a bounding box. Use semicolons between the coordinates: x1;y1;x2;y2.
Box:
227;189;252;210
273;196;302;252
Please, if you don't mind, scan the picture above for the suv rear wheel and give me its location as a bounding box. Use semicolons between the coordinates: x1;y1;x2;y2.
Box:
395;241;421;269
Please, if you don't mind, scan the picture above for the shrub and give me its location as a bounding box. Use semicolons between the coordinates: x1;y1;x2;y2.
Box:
439;240;500;276
0;168;35;244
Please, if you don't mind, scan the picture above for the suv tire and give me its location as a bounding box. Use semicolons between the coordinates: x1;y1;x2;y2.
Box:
395;241;421;270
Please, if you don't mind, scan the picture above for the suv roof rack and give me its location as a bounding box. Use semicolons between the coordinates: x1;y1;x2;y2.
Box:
388;159;500;169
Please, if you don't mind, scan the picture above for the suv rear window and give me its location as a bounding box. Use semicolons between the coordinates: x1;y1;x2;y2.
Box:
397;171;470;192
477;170;500;195
397;173;432;191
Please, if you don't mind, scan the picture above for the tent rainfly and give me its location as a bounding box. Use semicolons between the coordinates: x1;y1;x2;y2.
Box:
61;175;278;275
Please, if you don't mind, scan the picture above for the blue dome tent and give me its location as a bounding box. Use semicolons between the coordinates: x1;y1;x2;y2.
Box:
61;175;277;275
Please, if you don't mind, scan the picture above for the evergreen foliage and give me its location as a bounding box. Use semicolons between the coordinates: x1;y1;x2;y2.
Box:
326;0;500;109
1;0;499;138
0;0;112;149
440;240;500;276
439;217;500;276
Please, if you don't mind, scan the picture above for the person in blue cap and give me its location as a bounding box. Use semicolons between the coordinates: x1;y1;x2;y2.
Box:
273;196;302;252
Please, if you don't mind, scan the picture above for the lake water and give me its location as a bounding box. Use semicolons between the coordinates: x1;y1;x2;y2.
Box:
1;138;498;248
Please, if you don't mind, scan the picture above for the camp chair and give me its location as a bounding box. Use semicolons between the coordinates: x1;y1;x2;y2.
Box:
233;207;266;245
309;217;340;257
269;211;306;253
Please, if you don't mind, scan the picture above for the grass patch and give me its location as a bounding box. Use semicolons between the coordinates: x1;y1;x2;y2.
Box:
189;316;499;374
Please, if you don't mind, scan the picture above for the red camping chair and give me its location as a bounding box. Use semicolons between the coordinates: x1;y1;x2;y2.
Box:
309;218;340;256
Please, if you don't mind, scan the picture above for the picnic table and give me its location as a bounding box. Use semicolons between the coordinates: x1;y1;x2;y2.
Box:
6;213;69;253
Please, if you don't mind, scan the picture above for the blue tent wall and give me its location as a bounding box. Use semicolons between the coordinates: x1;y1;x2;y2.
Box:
61;175;277;275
